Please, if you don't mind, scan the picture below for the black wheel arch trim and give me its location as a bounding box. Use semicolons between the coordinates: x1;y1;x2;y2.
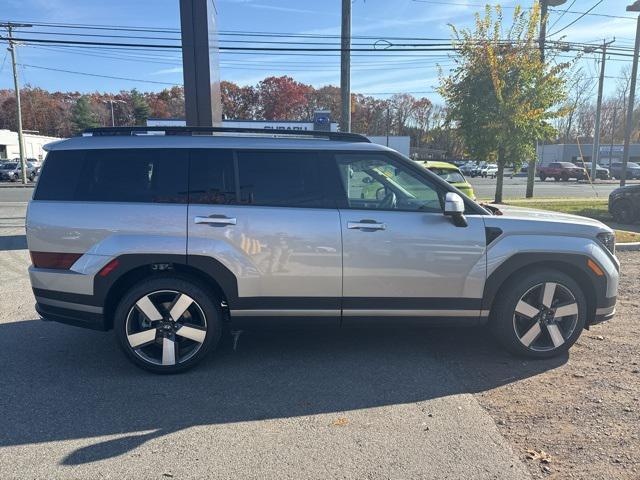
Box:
482;252;610;321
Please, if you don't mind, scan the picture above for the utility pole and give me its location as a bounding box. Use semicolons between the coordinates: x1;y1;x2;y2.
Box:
622;1;640;186
609;104;617;168
340;0;351;133
526;0;566;198
102;99;126;127
592;39;615;180
3;22;32;184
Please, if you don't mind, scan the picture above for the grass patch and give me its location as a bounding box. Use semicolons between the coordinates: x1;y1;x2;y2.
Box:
615;230;640;243
501;198;611;222
498;198;640;243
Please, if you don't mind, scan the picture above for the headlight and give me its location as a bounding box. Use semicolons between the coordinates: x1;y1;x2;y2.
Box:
597;232;616;255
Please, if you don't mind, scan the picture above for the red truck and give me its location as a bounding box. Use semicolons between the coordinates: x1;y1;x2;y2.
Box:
538;162;587;182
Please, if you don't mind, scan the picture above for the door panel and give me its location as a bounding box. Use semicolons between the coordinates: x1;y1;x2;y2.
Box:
340;210;486;299
188;204;342;302
333;151;487;318
187;149;342;318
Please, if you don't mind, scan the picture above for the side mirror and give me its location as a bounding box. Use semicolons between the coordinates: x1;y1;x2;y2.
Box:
444;192;468;227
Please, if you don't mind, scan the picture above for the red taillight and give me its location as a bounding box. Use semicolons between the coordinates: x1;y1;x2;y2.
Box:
98;259;120;277
30;251;82;269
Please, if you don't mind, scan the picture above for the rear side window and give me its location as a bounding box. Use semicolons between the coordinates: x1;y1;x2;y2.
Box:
35;149;188;203
34;150;85;201
189;149;236;204
236;150;329;208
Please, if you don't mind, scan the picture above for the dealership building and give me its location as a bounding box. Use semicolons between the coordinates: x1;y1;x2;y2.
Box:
537;143;640;166
0;130;61;161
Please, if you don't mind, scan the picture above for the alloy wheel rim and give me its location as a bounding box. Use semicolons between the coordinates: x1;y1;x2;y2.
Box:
512;282;579;352
126;290;207;366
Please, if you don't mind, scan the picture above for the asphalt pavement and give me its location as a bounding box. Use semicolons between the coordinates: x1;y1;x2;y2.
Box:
468;176;637;200
0;200;537;479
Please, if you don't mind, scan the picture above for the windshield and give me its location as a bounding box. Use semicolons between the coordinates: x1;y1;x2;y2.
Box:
429;167;466;183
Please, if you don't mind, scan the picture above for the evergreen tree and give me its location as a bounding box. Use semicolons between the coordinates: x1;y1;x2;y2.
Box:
70;96;99;133
130;89;150;125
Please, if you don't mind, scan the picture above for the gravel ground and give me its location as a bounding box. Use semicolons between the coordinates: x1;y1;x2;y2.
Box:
459;251;640;479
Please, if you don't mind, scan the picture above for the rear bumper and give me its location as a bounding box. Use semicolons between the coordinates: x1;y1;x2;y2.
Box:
35;295;107;331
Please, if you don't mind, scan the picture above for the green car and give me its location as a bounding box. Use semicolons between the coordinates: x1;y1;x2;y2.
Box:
421;161;476;200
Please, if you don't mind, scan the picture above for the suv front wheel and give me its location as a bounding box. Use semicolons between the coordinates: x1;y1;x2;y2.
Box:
491;268;587;358
114;275;223;373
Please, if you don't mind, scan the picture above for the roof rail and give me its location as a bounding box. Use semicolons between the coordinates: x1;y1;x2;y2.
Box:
82;126;371;143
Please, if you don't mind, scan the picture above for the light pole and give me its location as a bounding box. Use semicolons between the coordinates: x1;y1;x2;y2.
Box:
526;0;566;198
102;99;126;127
621;0;640;187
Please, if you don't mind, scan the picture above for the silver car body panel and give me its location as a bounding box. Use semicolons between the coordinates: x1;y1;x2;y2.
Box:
27;201;187;297
485;207;618;299
188;204;342;308
339;210;487;299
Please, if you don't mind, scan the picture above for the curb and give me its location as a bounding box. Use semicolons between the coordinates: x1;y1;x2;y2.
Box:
617;242;640;252
0;184;34;188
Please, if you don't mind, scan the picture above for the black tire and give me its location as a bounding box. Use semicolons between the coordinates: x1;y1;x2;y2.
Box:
490;268;587;359
539;174;546;181
554;176;560;182
561;172;569;182
114;275;223;373
610;199;636;224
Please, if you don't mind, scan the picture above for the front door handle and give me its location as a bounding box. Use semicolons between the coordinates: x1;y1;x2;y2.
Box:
347;220;386;231
194;215;237;226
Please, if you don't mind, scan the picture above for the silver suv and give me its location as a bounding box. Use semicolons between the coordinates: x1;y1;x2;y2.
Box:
27;127;619;373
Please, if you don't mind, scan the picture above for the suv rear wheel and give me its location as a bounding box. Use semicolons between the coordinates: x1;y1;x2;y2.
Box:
491;269;586;358
114;275;222;373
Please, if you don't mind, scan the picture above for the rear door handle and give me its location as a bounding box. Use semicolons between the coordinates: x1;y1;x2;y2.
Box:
194;215;237;226
347;220;386;231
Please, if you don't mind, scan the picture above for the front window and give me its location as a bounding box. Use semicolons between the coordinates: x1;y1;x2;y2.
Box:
335;153;443;212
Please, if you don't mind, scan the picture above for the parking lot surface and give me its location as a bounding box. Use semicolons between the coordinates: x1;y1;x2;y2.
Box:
468;176;639;200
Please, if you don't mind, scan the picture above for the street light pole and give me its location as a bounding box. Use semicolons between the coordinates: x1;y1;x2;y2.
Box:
621;1;640;187
101;99;126;127
592;39;615;180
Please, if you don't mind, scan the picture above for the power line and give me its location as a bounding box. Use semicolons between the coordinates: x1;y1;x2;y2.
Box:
547;0;577;32
411;0;633;21
18;63;181;85
548;0;604;37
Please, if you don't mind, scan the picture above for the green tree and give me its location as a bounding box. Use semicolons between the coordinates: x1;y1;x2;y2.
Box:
130;89;150;125
71;95;99;133
440;3;571;202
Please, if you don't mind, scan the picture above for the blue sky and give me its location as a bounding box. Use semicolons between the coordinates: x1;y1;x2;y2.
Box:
0;0;638;104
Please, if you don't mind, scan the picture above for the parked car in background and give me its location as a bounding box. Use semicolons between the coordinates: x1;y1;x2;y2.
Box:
538;162;586;182
609;184;640;224
608;161;640;180
460;161;477;176
572;160;610;180
421;160;476;199
479;163;498;178
0;161;37;182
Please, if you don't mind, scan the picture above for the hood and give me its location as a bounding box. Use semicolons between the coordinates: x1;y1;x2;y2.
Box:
485;204;612;236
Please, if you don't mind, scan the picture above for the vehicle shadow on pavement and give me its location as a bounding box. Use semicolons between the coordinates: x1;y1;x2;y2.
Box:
0;319;567;466
0;234;27;251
